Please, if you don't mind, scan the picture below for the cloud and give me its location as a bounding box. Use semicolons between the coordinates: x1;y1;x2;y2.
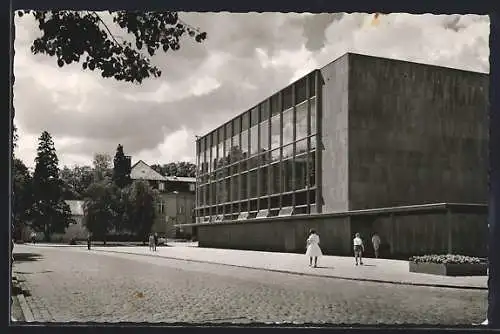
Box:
14;12;489;168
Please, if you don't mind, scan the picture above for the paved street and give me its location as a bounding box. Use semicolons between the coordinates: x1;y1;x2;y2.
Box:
13;244;487;324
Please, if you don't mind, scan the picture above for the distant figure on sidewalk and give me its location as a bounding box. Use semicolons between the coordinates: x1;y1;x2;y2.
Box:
30;231;37;244
371;233;381;258
149;234;154;251
153;233;158;251
305;229;322;268
353;233;364;266
87;233;92;250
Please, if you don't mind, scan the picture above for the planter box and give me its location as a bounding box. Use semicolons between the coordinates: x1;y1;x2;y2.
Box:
409;262;487;276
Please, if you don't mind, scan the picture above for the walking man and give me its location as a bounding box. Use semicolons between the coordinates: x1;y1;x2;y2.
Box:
87;233;92;250
371;233;381;258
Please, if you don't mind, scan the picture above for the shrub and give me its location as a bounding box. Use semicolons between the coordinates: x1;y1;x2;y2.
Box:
409;254;487;265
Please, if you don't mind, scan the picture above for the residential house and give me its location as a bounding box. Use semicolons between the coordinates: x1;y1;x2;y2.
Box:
130;160;196;238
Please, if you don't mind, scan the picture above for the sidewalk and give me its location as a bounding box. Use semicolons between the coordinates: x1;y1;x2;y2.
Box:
76;244;488;290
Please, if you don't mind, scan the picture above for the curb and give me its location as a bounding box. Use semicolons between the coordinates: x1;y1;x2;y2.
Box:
16;294;34;322
93;248;487;291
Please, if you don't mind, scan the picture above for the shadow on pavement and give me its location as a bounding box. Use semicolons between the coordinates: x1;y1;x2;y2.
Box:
13;253;43;263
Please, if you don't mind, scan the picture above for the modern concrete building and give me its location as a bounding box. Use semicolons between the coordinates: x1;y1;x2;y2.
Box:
192;52;489;258
130;160;196;238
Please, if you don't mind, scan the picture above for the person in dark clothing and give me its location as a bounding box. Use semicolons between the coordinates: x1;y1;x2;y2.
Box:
87;233;92;250
153;233;158;251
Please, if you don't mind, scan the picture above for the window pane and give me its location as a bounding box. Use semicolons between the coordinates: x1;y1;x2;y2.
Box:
259;120;269;153
225;122;232;139
295;77;307;104
250;125;258;156
260;100;270;121
282;108;293;146
282;86;293;110
230;135;240;164
211;182;216;205
308;150;316;187
271;163;281;194
270;114;280;149
231;175;239;201
309;72;316;98
242;112;250;131
212;145;217;170
282;159;294;193
295;153;307;191
240;173;248;200
260;165;269;196
241;130;249;160
234;117;241;134
271;94;280;116
310;97;317;135
224;138;231;165
225;177;232;202
296;138;308;155
283;143;293;160
271;148;281;163
218;142;224;167
296;101;308;140
249;170;258;198
310;135;316;151
251;107;259;127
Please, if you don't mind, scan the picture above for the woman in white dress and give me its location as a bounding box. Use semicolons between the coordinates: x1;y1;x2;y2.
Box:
305;229;322;267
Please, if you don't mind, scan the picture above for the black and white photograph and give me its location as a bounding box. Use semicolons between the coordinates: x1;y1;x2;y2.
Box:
10;9;496;326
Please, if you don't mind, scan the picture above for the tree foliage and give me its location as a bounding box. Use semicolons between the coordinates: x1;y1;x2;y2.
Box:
31;131;74;241
112;144;131;188
13;158;33;239
83;179;118;243
126;180;158;242
151;161;196;178
60;165;94;198
16;10;207;84
93;152;112;182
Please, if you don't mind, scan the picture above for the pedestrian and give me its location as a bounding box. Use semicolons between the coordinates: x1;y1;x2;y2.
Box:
87;233;91;250
305;229;322;268
149;233;154;251
371;233;381;258
353;232;364;266
31;231;37;244
153;233;158;252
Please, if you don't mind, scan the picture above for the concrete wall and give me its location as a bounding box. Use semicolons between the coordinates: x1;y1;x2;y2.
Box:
197;210;487;258
198;216;352;255
320;54;350;213
347;54;489;210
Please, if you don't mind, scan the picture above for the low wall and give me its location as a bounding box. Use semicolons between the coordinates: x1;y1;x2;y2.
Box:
196;203;488;258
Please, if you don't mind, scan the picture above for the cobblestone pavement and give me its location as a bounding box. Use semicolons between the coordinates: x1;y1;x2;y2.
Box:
13;244;487;325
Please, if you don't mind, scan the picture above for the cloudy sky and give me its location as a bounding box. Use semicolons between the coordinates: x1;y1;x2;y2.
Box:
14;12;489;169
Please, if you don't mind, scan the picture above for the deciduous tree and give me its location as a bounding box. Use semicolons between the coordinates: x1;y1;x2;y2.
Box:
15;10;207;84
93;153;112;182
83;179;118;244
126;180;158;244
13;158;33;240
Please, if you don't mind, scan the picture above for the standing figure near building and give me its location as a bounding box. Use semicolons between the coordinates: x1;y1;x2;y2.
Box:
305;229;322;268
87;233;92;251
30;231;37;244
149;233;154;251
371;233;381;258
353;233;364;266
153;233;158;252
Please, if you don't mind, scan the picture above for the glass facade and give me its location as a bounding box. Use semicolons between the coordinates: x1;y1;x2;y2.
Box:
195;70;319;222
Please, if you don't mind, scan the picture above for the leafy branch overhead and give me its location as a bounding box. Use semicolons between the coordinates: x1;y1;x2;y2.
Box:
16;10;207;84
